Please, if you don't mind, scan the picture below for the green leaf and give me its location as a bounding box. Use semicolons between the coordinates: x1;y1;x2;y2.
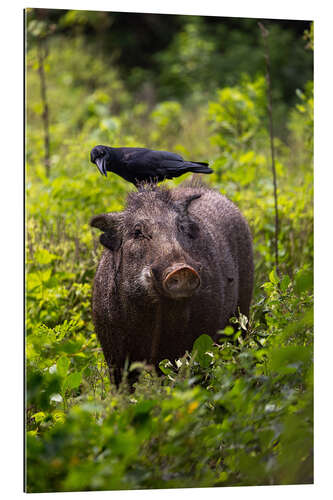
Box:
193;334;214;368
63;371;82;391
57;340;83;354
32;411;46;423
56;356;70;378
129;361;147;372
295;268;313;294
280;275;291;293
238;313;248;331
220;325;234;336
131;400;157;427
34;248;60;265
159;359;174;376
269;268;279;285
269;346;311;375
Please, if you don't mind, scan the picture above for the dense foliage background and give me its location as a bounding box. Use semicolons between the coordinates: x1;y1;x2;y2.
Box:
25;8;313;492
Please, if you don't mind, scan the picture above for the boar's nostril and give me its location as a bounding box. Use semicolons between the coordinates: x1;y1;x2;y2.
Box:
163;265;200;299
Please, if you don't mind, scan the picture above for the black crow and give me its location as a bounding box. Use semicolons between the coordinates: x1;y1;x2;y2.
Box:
90;145;213;186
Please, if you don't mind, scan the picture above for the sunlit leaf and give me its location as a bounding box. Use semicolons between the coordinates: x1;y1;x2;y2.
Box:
63;371;82;391
192;334;214;368
56;356;70;378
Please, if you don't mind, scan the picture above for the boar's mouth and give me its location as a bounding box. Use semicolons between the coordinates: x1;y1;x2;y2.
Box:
162;264;201;299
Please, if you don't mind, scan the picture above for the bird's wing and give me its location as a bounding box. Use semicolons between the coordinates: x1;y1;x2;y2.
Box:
120;148;184;164
119;148;149;160
118;148;188;182
156;160;211;177
145;150;184;162
124;159;166;179
157;160;190;177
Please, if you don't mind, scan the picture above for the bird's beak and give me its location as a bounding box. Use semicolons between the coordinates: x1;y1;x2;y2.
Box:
95;158;107;176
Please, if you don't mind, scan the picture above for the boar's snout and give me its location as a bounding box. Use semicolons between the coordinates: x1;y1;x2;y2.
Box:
162;264;201;299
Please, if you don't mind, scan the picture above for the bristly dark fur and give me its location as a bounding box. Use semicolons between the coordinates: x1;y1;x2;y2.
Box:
91;181;253;386
126;183;175;211
179;175;211;190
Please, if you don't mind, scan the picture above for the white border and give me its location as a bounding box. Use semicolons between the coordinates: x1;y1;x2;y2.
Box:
1;1;332;499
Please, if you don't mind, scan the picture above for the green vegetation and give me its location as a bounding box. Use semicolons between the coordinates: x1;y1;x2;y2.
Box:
26;9;313;492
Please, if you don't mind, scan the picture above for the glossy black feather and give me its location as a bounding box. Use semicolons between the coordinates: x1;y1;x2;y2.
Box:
90;145;213;186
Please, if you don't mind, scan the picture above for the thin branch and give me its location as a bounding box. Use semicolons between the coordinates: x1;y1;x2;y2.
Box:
258;22;280;275
37;38;51;177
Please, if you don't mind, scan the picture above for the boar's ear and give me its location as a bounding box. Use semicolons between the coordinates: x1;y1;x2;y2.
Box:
90;213;118;231
90;213;122;251
175;194;201;216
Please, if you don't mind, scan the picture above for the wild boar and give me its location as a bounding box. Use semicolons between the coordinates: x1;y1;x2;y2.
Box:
90;181;253;385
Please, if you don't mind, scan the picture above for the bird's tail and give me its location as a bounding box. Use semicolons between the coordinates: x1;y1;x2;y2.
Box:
185;162;213;174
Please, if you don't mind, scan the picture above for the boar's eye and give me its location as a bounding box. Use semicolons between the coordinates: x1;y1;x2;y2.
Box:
134;224;143;238
133;223;147;239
